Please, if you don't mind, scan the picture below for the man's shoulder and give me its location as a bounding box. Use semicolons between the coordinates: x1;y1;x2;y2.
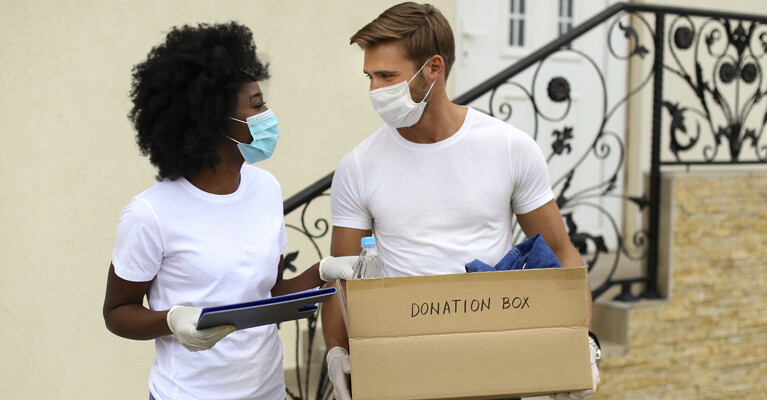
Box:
339;125;392;161
465;108;533;142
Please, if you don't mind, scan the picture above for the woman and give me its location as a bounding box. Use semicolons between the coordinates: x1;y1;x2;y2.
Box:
102;22;354;400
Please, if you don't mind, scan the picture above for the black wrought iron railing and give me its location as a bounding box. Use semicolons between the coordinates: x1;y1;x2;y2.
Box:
281;3;767;399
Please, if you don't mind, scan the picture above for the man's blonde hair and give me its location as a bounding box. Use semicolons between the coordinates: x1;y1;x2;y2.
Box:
350;2;455;79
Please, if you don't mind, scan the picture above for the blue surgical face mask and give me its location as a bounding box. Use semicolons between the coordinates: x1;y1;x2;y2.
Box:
226;109;280;164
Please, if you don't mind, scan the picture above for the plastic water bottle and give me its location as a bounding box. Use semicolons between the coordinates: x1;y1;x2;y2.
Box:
352;236;389;279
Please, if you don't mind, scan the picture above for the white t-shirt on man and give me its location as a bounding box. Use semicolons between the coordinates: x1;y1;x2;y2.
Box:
113;165;288;400
331;107;553;276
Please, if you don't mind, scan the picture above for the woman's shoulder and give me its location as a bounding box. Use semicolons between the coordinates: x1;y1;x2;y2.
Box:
241;164;275;179
241;165;281;191
131;177;188;203
119;179;179;218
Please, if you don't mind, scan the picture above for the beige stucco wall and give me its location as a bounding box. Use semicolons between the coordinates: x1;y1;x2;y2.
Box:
0;1;453;399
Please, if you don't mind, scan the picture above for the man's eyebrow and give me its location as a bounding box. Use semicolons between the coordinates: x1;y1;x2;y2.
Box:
365;69;397;76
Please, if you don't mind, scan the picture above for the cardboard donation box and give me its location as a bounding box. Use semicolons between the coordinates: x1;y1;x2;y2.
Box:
343;267;592;400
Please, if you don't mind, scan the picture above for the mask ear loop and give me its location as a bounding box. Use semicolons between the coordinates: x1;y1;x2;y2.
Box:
409;57;437;103
408;57;433;84
224;117;248;144
419;78;437;104
222;134;243;145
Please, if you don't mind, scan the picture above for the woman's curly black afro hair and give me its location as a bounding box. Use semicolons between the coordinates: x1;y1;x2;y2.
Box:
128;21;269;181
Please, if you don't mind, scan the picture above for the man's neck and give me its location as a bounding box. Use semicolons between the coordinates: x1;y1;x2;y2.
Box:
396;96;468;144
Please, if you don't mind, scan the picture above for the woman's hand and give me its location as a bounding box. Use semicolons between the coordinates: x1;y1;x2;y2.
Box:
319;256;358;281
166;306;236;352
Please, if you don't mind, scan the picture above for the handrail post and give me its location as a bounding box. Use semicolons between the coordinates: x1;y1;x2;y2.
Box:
643;10;664;300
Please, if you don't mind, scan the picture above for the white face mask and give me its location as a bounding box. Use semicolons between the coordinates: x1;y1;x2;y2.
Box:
369;58;437;128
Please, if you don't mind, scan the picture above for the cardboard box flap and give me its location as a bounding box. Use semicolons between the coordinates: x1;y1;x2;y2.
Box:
347;267;588;339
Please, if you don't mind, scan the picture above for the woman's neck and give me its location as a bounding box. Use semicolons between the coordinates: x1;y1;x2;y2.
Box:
186;160;243;195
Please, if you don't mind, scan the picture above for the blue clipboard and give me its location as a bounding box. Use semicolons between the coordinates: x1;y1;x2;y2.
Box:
196;287;336;331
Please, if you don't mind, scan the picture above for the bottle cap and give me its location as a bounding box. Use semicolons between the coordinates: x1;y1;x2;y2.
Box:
361;236;376;247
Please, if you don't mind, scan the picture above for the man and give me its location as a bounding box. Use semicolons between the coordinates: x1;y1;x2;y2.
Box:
322;3;600;399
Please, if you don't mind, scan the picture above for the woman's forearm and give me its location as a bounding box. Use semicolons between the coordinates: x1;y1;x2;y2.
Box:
271;263;324;297
104;304;171;340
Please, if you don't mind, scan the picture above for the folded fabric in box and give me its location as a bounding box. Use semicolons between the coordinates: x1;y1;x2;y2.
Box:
465;233;561;272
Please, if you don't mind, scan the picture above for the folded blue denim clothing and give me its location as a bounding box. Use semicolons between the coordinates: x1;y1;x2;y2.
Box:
465;233;561;272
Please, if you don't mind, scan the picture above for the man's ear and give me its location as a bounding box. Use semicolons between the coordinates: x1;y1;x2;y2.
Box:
425;55;445;81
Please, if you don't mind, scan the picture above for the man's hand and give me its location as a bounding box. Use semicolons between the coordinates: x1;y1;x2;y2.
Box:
319;256;358;282
550;338;601;399
166;305;235;352
326;346;352;400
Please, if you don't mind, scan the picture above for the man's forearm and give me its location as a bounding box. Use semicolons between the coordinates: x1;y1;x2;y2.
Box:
554;244;593;330
321;280;350;351
563;250;593;331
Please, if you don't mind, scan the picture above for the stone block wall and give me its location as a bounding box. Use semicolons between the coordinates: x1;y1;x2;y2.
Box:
593;172;767;399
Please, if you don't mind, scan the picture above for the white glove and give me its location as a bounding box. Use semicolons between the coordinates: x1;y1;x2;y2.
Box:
166;305;235;352
326;346;352;400
319;256;358;282
550;339;601;399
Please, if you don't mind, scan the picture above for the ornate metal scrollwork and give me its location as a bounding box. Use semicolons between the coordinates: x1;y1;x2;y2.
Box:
282;192;334;400
665;16;767;163
470;10;655;299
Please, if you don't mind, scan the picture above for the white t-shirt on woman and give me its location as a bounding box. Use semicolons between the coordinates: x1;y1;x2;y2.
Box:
113;165;288;400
